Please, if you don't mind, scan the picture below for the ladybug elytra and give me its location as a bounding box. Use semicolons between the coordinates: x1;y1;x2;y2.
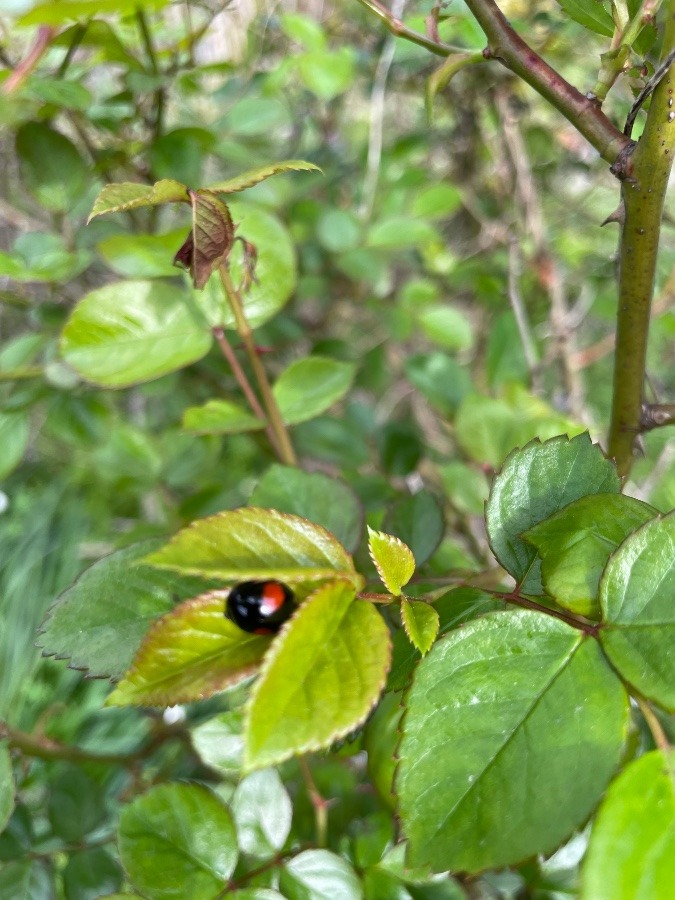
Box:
225;580;295;634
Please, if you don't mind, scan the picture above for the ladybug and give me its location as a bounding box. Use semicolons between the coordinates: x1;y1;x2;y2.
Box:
225;580;295;634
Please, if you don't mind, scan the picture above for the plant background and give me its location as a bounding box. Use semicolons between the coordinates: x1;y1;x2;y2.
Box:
0;0;674;896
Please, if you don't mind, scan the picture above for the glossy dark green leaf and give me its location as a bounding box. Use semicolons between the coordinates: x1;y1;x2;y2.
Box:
280;849;362;899
486;433;620;593
524;494;657;617
581;750;675;899
397;610;628;873
63;848;122;900
249;464;363;553
60;280;211;387
118;783;237;900
245;581;390;769
382;491;444;566
16;122;89;213
600;512;675;709
231;769;292;858
40;540;215;679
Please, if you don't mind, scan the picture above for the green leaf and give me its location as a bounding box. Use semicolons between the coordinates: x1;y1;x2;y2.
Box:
97;230;187;278
88;179;188;222
249;464;363;553
411;184;462;220
15;122;89;213
367;217;439;249
599;511;675;710
197;201;296;329
60;280;212;387
18;0;170;25
454;394;517;466
107;592;271;707
0;860;54;899
0;743;14;834
62;848;122;900
382;490;444;566
47;763;105;842
0;411;29;481
523;494;657;618
581;750;675;900
364;691;403;808
486;433;620;594
279;849;363;900
40;540;215;679
405;352;471;415
440;461;489;516
297;48;356;100
273;356;355;425
182;399;265;435
400;598;439;655
231;769;292;858
204;160;321;195
174;190;236;289
558;0;614;37
118;783;237;900
245;581;390;769
191;710;244;777
280;13;327;50
368;528;415;595
417;305;474;352
397;610;628;873
143;507;362;588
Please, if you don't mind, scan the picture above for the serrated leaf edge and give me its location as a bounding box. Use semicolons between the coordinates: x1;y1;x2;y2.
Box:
367;527;416;595
400;597;440;656
107;590;270;707
243;580;391;771
142;506;363;588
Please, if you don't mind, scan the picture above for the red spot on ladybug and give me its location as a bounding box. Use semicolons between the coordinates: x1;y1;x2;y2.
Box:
225;580;295;634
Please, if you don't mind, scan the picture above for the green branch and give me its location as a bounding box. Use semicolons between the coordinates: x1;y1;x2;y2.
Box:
608;8;675;475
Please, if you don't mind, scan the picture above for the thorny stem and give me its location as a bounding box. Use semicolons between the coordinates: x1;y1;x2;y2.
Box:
641;402;675;429
211;325;283;458
358;0;632;165
218;266;297;466
608;6;675;475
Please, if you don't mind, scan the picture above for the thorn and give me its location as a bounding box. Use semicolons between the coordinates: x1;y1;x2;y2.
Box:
601;202;625;227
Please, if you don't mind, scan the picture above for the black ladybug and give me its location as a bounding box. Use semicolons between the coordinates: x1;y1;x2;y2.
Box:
225;580;295;634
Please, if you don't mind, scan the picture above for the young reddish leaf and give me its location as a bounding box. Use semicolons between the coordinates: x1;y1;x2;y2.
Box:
204;160;321;195
106;591;271;707
400;597;439;655
174;190;236;289
244;580;391;770
142;507;363;590
87;179;189;222
368;527;415;595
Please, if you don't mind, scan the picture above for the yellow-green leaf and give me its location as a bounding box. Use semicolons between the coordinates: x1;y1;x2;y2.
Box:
143;507;363;590
245;581;391;770
107;592;271;707
368;527;415;595
87;179;189;222
401;598;439;655
204;160;321;195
